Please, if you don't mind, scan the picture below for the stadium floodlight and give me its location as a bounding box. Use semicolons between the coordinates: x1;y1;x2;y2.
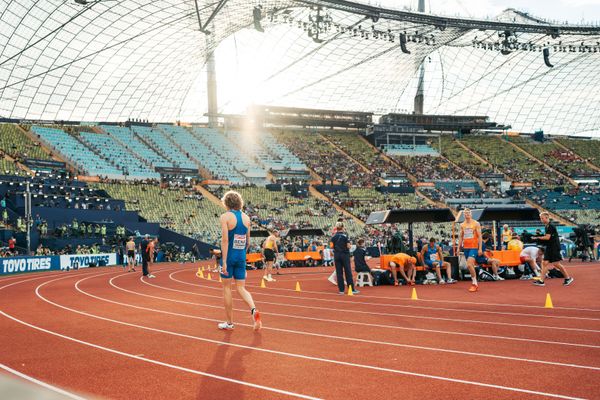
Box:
543;48;554;67
73;0;117;5
399;33;410;54
253;6;264;32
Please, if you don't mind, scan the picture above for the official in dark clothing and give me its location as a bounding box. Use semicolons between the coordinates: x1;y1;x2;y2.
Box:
331;222;359;295
353;239;371;273
532;212;573;287
140;234;150;277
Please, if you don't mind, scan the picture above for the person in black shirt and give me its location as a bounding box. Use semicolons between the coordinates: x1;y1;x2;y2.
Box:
140;234;154;278
532;212;573;287
353;239;370;273
330;222;359;295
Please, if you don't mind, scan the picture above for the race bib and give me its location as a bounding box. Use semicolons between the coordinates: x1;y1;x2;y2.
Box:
464;228;474;239
233;234;247;250
429;253;439;261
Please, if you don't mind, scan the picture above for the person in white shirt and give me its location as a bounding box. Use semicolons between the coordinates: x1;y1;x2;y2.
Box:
322;246;334;267
519;246;543;279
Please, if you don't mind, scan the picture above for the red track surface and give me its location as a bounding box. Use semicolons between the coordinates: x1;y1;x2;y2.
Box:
2;262;600;399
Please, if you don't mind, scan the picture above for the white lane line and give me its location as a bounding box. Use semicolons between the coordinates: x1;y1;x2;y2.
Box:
232;270;600;313
76;272;600;371
211;269;600;312
167;272;600;334
0;273;321;400
0;270;102;290
175;270;600;322
30;274;588;400
0;363;87;400
109;272;600;350
0;311;321;400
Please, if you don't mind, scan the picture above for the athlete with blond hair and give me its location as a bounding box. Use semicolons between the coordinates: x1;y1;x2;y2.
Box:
218;190;261;331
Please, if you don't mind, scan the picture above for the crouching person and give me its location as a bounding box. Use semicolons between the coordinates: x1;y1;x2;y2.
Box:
389;253;416;286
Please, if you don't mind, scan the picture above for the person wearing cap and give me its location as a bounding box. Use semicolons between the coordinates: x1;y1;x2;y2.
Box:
330;221;359;295
388;253;416;286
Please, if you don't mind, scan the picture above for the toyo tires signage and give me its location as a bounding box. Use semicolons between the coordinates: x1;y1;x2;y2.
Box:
0;253;117;275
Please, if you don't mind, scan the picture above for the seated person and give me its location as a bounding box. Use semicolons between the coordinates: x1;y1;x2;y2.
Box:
476;233;504;281
519;246;543;279
420;237;457;284
507;234;524;252
388;253;416;286
353;239;371;273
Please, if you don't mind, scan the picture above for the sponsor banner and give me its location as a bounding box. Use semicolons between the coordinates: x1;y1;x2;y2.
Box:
59;253;117;270
0;255;60;275
0;253;118;275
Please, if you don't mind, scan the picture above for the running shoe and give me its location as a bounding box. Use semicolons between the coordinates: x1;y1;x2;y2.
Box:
468;284;479;292
252;309;262;331
148;274;156;278
446;278;457;284
338;291;344;295
438;280;446;285
218;322;234;330
492;275;505;281
394;280;399;286
563;277;574;286
352;290;360;295
532;280;545;287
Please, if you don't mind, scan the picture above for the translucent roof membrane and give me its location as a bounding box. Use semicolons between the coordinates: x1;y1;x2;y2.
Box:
1;1;599;135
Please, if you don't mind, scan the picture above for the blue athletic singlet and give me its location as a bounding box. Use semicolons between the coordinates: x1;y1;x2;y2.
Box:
424;245;440;268
220;210;248;280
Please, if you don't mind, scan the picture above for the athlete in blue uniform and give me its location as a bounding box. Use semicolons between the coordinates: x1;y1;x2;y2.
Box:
218;190;261;331
420;238;456;284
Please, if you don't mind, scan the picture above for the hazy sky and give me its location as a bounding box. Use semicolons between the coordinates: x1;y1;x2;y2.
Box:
366;0;600;24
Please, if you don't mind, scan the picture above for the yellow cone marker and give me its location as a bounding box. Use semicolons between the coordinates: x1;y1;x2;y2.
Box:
411;287;418;300
207;273;212;281
197;270;204;279
260;278;266;288
545;293;554;308
197;267;202;275
347;285;354;296
295;282;301;292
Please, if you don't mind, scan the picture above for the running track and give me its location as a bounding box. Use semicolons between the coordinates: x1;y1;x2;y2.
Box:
1;262;600;399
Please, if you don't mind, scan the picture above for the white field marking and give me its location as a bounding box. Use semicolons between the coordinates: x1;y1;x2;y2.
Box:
217;268;600;312
105;272;600;350
0;274;322;400
0;267;127;283
74;272;600;371
0;312;322;400
29;275;590;400
0;363;87;400
0;270;102;290
167;272;600;334
182;272;600;322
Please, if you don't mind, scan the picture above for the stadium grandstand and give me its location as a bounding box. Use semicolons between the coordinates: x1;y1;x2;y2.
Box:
1;0;600;399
